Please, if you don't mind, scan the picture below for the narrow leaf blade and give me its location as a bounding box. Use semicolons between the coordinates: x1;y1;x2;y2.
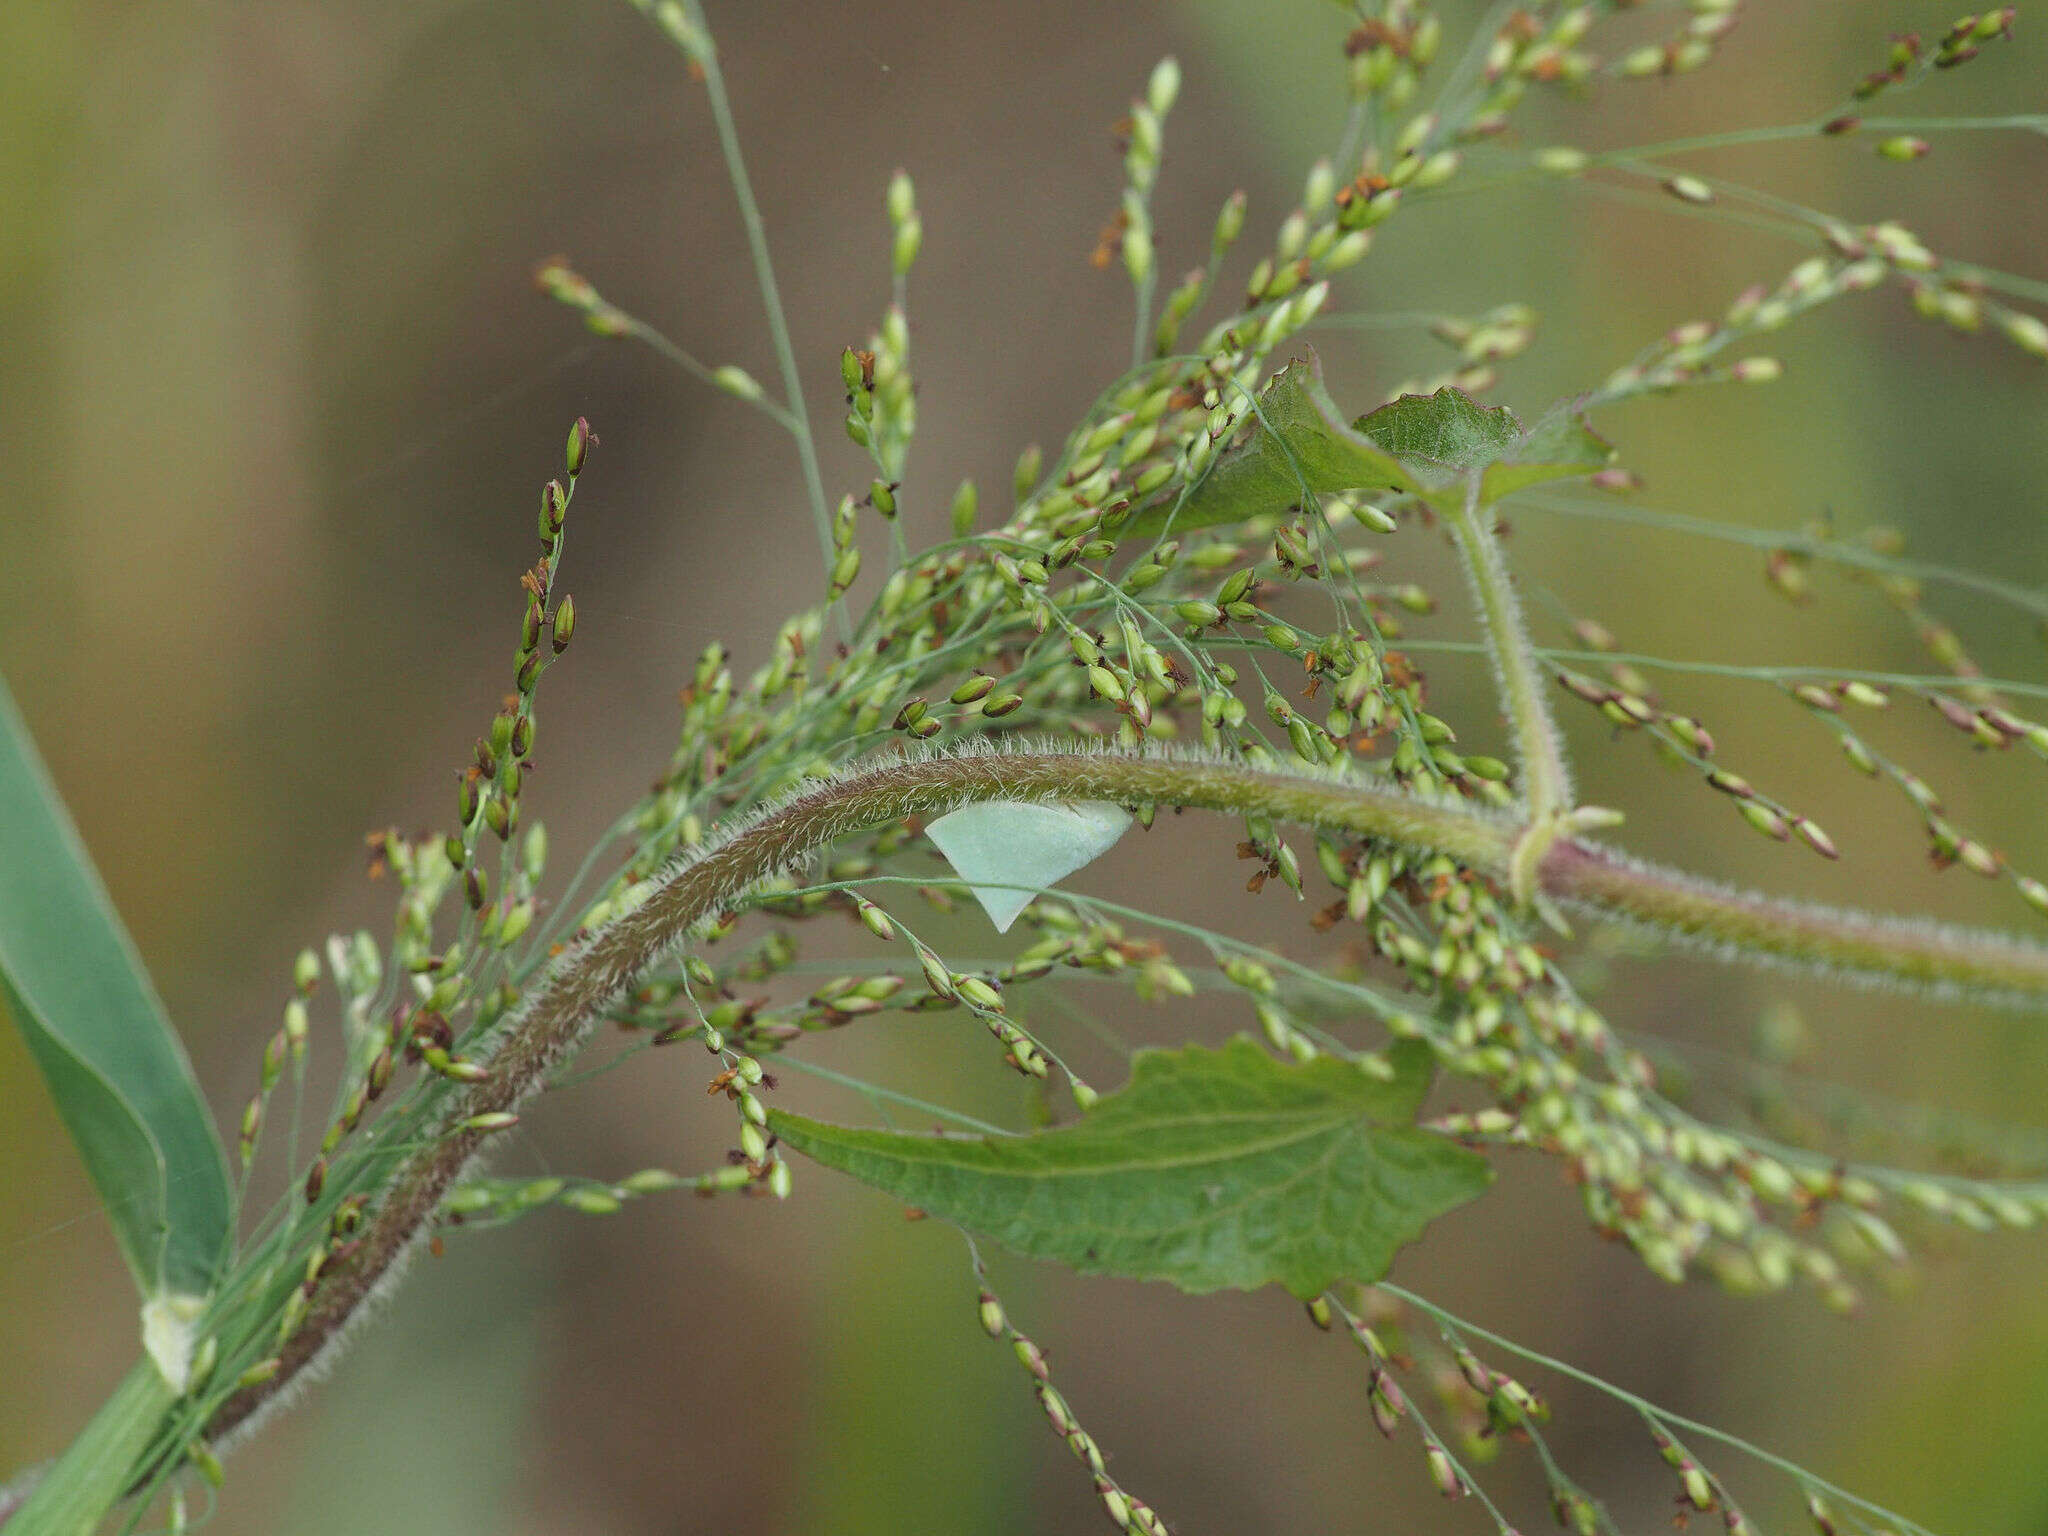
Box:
0;674;231;1298
773;1037;1490;1297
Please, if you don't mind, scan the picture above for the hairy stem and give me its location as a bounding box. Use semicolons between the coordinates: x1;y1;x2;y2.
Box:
201;749;1507;1443
201;745;2048;1447
1450;475;1573;819
1544;839;2048;998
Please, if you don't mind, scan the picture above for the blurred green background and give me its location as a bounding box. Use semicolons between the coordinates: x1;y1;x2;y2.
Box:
3;2;2046;1532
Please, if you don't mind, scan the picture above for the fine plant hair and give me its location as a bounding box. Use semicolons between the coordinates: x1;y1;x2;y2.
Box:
6;3;2048;1534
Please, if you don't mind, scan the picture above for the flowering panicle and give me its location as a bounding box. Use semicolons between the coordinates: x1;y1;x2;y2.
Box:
88;8;2045;1532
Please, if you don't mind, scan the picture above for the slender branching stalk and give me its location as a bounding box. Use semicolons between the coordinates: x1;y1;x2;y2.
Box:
639;0;838;609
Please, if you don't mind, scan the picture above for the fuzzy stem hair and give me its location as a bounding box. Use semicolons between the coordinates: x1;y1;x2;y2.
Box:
202;740;2048;1445
1449;474;1574;820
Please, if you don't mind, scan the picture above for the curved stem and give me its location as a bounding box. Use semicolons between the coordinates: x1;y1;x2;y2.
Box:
201;745;2048;1445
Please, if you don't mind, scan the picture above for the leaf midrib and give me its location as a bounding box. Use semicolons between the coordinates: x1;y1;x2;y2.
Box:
796;1105;1374;1178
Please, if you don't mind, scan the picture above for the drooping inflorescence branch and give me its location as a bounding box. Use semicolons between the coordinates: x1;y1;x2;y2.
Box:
201;736;2048;1443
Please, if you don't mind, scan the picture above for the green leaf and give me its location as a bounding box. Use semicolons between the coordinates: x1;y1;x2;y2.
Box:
1478;409;1613;502
0;1356;178;1535
1353;387;1522;471
1121;354;1417;541
1122;352;1609;540
1353;388;1613;502
0;673;232;1302
772;1037;1491;1297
